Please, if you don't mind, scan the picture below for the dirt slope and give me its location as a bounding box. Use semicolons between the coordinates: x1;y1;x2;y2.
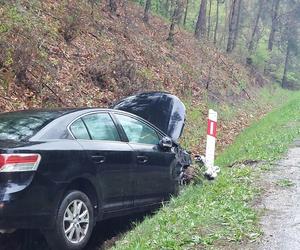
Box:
0;0;265;112
0;0;272;157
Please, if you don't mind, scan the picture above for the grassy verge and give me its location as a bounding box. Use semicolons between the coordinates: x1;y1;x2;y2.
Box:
217;89;300;166
181;85;298;152
113;89;300;250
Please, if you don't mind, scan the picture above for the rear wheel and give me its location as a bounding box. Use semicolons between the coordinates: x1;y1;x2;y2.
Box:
44;190;94;250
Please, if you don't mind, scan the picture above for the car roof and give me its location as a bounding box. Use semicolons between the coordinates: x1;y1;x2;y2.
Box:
3;107;100;114
28;108;167;141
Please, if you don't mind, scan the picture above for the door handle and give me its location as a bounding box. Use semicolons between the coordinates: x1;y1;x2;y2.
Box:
137;155;148;164
92;155;106;164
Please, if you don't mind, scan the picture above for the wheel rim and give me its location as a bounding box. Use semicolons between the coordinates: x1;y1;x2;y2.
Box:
63;199;90;244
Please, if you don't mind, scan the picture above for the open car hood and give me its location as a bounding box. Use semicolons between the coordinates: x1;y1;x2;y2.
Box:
112;92;186;142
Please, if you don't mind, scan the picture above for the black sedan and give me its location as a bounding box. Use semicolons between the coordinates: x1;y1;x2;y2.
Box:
0;92;191;250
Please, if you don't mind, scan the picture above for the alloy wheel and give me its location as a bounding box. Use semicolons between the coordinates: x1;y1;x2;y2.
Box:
63;199;90;244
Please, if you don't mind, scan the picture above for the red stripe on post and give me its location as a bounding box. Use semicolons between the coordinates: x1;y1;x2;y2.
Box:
207;119;217;138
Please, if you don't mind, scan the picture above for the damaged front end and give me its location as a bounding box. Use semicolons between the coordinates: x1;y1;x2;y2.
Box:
113;92;193;183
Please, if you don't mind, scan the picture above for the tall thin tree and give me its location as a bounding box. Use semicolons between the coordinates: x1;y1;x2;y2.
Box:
227;0;238;52
195;0;208;39
183;0;189;26
214;0;225;45
167;0;184;44
248;0;265;52
207;0;213;38
232;0;242;51
281;3;300;87
282;38;292;88
143;0;152;23
268;0;280;51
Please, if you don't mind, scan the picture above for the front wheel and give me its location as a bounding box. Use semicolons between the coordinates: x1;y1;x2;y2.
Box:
44;190;94;250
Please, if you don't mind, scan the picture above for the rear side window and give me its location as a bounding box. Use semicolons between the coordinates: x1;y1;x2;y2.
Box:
70;119;90;140
115;114;159;145
82;113;120;141
0;111;64;141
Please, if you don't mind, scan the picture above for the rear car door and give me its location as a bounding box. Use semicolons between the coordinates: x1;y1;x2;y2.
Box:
69;112;135;213
113;113;177;206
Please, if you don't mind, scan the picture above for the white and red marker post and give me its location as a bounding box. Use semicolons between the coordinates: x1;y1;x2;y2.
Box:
204;109;220;179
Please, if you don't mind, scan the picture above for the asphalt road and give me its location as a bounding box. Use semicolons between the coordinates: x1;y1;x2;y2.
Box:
254;139;300;250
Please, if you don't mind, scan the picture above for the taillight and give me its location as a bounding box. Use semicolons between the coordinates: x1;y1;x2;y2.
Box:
0;154;41;172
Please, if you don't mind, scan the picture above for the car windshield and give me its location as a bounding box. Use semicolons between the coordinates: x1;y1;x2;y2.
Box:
0;111;66;141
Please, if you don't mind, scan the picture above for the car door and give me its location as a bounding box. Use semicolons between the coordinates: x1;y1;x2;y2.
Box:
69;112;135;213
113;113;177;206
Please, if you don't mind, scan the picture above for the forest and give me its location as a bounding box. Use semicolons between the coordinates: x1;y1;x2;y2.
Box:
138;0;300;88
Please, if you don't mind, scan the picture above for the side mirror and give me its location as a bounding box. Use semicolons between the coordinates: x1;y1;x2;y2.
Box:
159;136;173;149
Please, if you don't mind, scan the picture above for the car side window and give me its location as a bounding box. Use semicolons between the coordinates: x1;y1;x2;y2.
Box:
115;114;159;145
82;113;120;141
70;119;90;140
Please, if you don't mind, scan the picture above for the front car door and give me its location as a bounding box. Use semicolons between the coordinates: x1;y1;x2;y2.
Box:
113;113;177;206
69;112;135;214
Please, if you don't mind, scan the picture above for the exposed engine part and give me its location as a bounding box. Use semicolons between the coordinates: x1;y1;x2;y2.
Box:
195;154;220;180
204;166;220;180
179;165;196;185
179;154;220;185
194;155;205;166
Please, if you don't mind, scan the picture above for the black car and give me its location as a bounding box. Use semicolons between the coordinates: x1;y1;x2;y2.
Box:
0;92;192;250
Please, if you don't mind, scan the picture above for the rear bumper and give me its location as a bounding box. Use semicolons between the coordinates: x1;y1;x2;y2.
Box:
0;209;53;230
0;176;67;230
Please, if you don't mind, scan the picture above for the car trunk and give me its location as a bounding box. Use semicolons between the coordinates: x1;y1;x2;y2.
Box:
0;140;31;151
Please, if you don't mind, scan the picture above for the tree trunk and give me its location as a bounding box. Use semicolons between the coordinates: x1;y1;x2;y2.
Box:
220;0;229;47
167;0;184;44
207;0;212;38
143;0;152;23
282;39;291;88
248;0;264;52
170;0;175;16
194;0;207;40
232;0;242;51
183;0;189;26
268;0;280;51
227;0;238;52
213;1;220;44
164;0;170;16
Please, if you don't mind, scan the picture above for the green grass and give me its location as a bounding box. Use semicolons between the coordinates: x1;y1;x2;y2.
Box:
216;90;300;167
113;90;300;250
276;179;295;188
181;85;299;152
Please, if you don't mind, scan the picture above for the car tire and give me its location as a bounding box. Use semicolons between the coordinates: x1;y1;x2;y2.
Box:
44;190;94;250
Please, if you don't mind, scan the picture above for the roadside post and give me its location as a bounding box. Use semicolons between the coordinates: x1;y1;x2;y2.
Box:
204;109;220;179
